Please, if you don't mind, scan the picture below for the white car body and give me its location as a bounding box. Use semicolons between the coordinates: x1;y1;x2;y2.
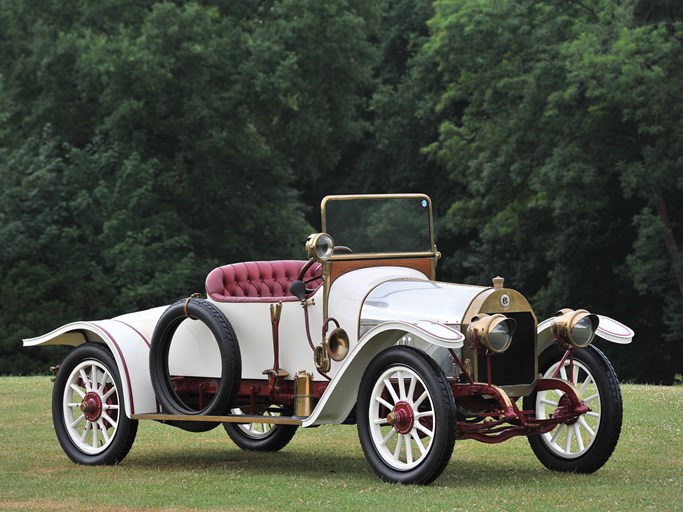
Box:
25;193;634;485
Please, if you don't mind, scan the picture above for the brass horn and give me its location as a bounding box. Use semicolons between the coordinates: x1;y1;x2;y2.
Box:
326;327;350;361
314;318;350;372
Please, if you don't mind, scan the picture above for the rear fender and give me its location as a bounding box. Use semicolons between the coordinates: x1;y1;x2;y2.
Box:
537;314;634;353
23;318;160;417
301;321;464;427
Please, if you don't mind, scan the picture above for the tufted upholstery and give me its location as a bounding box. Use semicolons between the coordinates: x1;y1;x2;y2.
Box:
205;260;322;303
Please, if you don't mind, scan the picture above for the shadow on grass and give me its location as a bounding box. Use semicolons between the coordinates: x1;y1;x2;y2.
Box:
124;441;552;487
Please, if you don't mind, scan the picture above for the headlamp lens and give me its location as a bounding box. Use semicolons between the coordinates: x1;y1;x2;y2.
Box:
571;316;596;348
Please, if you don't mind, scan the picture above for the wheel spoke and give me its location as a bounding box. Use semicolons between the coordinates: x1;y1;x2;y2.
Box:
71;383;86;399
407;375;417;401
564;423;573;453
397;371;406;400
375;396;393;411
541;397;558;407
98;420;111;444
415;421;433;438
584;392;599;404
414;410;434;420
101;411;117;429
79;369;90;390
413;390;428;409
381;428;397;447
91;365;98;388
80;423;90;442
98;370;108;393
586;411;600;418
411;431;427;456
405;436;413;465
393;434;403;459
384;378;400;403
550;424;564;445
579;416;596;437
559;366;568;381
579;374;594;395
102;385;116;401
70;414;85;428
573;424;584;452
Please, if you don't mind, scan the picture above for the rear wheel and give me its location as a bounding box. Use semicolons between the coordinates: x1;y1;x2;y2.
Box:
52;344;138;465
524;345;622;473
357;346;456;485
223;407;297;451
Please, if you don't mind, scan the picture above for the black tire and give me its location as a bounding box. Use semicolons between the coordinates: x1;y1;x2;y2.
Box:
149;298;241;432
523;345;622;473
52;344;138;465
356;346;456;485
223;407;298;451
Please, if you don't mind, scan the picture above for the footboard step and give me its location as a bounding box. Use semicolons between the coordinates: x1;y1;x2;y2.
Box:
131;413;303;425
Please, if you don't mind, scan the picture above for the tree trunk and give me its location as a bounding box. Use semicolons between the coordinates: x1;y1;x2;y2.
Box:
653;184;683;298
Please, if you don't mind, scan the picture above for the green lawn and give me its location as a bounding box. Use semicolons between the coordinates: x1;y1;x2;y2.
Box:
1;377;681;512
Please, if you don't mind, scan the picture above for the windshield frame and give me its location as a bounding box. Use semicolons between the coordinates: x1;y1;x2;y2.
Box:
320;193;438;260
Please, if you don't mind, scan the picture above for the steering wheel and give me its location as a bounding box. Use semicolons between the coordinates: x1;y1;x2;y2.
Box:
296;246;352;284
297;258;322;284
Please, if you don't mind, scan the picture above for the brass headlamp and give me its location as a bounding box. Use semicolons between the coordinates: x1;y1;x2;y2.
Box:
466;314;517;355
305;233;335;262
551;308;599;349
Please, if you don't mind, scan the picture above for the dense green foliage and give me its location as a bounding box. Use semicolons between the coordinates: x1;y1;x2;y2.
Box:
1;0;681;382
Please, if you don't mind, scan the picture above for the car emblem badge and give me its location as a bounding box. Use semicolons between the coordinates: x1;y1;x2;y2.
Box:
500;294;511;308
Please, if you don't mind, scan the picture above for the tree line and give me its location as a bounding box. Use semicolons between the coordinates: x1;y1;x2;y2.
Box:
1;0;681;383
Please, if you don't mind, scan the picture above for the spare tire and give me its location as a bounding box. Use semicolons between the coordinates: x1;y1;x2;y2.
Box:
149;298;241;432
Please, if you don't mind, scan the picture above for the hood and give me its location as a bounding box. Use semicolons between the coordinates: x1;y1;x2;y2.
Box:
360;278;488;338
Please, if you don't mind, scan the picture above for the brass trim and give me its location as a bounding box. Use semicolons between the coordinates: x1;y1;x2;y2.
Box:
325;251;437;261
320;194;438;262
317;194;438;317
460;287;538;384
294;371;314;417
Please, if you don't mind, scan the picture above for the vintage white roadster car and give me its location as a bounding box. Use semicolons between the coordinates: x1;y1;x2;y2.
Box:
25;194;634;484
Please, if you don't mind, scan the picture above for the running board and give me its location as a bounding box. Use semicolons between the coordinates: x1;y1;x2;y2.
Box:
131;413;303;426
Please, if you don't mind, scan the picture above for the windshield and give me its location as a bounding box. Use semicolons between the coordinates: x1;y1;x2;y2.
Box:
321;195;434;255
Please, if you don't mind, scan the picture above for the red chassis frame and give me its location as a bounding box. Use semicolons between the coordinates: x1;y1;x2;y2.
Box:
163;348;589;443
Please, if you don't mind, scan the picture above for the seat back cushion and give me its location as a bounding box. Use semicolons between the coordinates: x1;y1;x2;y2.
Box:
205;260;322;303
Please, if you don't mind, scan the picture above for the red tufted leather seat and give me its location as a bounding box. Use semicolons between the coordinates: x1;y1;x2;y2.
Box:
205;260;322;303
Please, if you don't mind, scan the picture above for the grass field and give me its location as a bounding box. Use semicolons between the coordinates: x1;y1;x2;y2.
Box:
1;377;681;512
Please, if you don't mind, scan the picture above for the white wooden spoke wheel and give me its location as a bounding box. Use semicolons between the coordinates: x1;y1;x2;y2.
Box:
52;344;137;465
357;347;456;485
223;407;297;451
524;345;622;473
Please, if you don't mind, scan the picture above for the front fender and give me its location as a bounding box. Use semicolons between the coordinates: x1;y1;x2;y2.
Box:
23;308;167;417
537;314;634;353
301;321;464;427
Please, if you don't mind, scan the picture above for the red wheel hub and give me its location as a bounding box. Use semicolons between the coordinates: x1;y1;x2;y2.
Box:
386;401;415;435
557;393;579;425
80;392;103;422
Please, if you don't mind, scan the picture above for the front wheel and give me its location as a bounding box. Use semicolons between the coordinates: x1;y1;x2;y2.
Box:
52;344;138;465
223;407;297;451
357;346;456;485
523;345;622;473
